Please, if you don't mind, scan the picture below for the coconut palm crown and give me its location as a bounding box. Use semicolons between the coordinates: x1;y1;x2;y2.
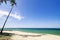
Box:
0;0;16;6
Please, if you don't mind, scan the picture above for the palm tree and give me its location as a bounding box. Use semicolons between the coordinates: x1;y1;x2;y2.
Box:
0;0;16;34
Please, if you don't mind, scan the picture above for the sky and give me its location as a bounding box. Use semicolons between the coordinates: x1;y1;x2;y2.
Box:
0;0;60;28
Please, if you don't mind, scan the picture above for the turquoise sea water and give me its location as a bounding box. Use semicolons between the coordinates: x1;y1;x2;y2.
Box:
0;28;60;35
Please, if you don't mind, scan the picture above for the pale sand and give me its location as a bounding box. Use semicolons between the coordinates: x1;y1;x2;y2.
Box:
3;31;60;40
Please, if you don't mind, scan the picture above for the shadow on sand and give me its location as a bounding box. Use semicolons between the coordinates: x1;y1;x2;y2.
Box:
14;34;46;37
0;33;13;40
0;33;13;36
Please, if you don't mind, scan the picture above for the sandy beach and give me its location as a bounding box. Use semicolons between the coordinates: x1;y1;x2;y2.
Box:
2;31;60;40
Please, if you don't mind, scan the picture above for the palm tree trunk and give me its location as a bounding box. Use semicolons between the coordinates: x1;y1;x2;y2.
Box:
0;6;14;34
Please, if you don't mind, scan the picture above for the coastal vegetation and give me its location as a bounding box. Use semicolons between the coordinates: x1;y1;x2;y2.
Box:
0;0;16;34
0;0;16;39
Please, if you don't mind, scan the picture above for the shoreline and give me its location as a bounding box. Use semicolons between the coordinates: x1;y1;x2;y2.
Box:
1;31;60;40
1;28;60;36
3;30;60;36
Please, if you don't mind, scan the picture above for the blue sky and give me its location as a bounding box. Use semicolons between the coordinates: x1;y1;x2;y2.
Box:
0;0;60;28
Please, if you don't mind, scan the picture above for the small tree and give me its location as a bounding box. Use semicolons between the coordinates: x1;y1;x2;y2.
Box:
0;0;16;34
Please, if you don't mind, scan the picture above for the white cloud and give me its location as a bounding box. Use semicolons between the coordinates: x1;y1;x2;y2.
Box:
0;10;24;20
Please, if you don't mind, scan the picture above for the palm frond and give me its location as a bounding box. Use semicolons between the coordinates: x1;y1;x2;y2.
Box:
10;0;16;6
0;0;16;6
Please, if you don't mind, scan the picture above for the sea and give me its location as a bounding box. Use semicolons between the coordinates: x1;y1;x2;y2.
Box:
0;28;60;35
